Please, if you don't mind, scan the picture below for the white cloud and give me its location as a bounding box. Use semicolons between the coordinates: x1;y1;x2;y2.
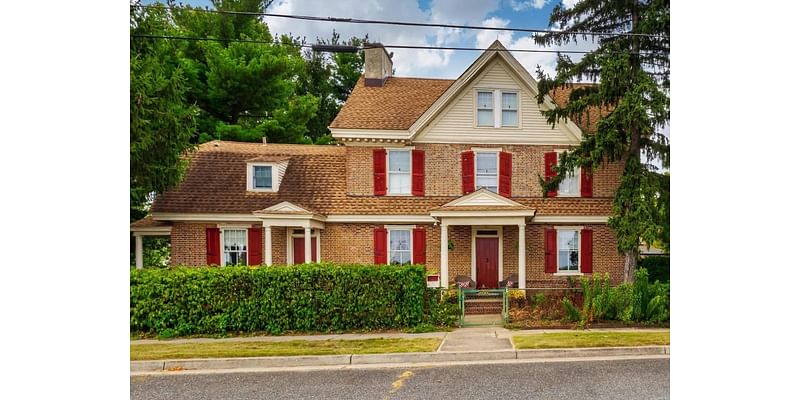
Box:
475;17;512;49
561;0;581;8
264;0;501;77
509;0;549;11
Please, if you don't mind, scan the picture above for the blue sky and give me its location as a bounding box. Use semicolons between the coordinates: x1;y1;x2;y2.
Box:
141;0;593;78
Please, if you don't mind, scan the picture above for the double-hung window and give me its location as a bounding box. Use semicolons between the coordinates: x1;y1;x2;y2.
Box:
501;92;518;127
557;229;580;272
387;150;411;195
556;152;580;196
388;229;412;265
223;229;247;266
475;152;498;193
476;91;494;127
253;166;272;189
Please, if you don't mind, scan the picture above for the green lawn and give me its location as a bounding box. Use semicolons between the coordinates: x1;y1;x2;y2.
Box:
513;331;669;349
130;338;442;361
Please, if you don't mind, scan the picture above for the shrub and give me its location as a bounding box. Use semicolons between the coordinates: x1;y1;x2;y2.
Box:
131;263;430;336
421;288;460;328
561;297;582;322
639;255;669;283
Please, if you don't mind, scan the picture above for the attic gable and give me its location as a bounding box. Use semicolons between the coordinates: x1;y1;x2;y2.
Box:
411;41;583;145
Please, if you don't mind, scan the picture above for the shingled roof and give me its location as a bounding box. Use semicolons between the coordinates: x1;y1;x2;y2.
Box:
150;141;612;217
329;76;454;130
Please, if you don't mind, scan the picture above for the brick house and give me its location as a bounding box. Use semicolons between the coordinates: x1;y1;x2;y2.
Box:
130;40;625;288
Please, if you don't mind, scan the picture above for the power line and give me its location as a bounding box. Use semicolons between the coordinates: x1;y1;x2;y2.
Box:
132;34;648;56
130;4;667;40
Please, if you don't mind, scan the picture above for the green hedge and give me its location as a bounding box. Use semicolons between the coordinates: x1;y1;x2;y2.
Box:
639;255;670;283
130;263;432;336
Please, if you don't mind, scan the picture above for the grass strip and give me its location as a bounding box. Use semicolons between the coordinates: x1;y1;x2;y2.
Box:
131;338;441;361
513;331;669;349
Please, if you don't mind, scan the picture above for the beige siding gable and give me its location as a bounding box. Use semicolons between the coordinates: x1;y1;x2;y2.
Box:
415;59;579;145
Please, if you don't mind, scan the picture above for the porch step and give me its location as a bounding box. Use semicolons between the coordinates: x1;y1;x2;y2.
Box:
464;299;503;315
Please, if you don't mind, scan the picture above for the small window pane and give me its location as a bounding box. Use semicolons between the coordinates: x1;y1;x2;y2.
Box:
388;151;410;172
502;110;518;126
477;110;493;126
388;174;411;194
477;92;493;109
502;92;517;110
253;166;272;189
476;153;497;174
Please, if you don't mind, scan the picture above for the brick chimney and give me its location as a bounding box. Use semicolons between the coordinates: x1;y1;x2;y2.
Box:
364;43;393;87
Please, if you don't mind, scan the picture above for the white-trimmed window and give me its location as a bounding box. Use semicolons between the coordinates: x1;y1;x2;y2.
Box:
476;91;494;126
387;149;411;195
253;166;272;189
501;92;518;127
247;163;278;192
388;228;412;265
475;152;498;193
557;229;579;272
223;229;247;266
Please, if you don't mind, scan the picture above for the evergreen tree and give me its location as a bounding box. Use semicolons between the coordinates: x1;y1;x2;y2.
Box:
534;0;670;282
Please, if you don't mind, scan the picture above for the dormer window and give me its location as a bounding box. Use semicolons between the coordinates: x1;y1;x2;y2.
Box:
253;166;272;189
246;158;288;192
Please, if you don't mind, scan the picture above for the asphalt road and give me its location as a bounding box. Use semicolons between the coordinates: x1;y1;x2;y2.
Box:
131;358;669;400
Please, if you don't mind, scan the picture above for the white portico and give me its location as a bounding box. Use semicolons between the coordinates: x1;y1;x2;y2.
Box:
430;189;536;289
253;202;325;265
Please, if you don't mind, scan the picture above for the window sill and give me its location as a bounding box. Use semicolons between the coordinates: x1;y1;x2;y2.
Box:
248;188;276;193
554;271;582;276
386;193;413;197
555;194;580;198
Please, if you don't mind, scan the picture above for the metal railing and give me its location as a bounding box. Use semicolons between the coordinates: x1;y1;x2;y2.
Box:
457;287;509;326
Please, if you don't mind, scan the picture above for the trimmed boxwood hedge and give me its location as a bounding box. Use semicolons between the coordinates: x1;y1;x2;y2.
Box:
130;263;431;336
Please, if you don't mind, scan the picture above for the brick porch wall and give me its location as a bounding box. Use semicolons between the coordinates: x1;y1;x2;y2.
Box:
168;222;624;286
525;223;625;287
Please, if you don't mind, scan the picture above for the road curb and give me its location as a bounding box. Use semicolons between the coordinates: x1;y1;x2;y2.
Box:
131;346;668;373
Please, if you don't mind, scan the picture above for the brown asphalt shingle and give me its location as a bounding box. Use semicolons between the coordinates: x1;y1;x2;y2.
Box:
329;76;454;130
151;141;612;217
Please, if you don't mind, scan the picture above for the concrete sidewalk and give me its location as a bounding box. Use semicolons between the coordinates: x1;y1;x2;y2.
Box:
131;327;669;374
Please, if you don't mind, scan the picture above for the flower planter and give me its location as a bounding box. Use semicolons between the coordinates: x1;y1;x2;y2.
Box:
426;275;440;288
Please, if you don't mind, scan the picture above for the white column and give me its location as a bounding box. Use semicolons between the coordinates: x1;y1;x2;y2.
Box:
263;225;272;266
135;235;143;269
304;227;312;263
440;223;449;287
518;223;526;289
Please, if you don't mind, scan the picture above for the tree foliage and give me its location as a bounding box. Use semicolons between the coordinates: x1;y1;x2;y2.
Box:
534;0;670;282
130;1;365;218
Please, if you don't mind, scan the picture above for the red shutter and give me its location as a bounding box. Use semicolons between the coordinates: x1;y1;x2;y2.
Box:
580;229;593;273
373;149;386;196
206;227;220;265
580;168;593;198
499;151;512;197
247;227;262;265
412;227;426;264
374;227;388;264
544;228;557;273
411;150;425;196
461;151;475;194
544;152;558;197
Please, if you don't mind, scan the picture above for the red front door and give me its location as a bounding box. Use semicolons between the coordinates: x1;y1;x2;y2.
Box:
475;237;499;289
292;237;317;264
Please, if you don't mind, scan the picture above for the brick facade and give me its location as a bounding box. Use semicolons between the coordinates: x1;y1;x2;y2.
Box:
344;143;622;198
168;221;623;286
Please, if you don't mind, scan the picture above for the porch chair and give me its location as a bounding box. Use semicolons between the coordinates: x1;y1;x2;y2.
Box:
454;275;476;289
499;274;519;289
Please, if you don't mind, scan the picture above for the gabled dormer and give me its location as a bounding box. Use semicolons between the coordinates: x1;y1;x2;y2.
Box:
245;156;289;192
